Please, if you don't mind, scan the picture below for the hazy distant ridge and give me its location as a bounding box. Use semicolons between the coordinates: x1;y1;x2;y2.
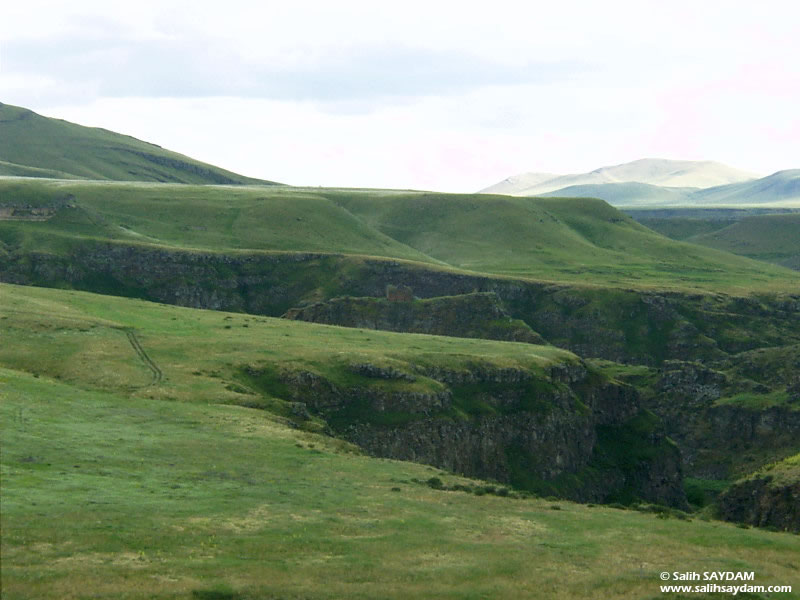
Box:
482;158;759;196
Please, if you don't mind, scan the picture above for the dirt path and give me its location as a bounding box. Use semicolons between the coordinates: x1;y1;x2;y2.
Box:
121;328;163;385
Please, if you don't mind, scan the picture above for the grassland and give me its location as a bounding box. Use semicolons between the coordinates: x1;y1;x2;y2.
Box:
0;103;275;185
688;214;800;270
2;283;799;599
0;283;574;409
2;178;799;294
627;209;800;271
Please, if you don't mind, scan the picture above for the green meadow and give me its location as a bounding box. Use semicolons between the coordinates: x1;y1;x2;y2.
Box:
2;178;799;294
2;284;799;600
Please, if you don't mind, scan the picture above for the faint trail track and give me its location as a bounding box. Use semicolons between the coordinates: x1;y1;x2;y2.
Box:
121;328;163;385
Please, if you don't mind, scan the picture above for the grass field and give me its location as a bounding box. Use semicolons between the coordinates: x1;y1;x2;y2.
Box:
2;178;799;294
0;283;573;409
2;284;799;599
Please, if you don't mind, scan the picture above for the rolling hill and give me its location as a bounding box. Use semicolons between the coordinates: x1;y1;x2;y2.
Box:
2;178;799;293
687;213;800;270
0;102;278;185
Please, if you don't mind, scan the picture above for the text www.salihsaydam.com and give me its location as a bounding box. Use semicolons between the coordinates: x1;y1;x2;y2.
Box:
661;584;792;595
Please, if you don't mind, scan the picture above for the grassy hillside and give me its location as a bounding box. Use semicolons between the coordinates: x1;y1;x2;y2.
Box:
688;214;800;270
0;282;573;407
3;178;798;294
627;210;800;271
0;103;277;185
326;190;800;291
3;283;799;599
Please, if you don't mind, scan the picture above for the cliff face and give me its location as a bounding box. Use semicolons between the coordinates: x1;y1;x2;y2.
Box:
718;457;800;533
641;360;800;479
282;292;546;345
3;242;798;366
243;357;686;508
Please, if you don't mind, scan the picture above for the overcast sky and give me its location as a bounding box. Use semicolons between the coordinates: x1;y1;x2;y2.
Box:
2;0;798;190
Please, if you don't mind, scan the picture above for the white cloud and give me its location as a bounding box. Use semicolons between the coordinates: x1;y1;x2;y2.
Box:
2;0;798;189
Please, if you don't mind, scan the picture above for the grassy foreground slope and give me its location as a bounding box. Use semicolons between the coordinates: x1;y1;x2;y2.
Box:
0;103;276;185
2;283;799;599
0;282;573;407
2;178;799;293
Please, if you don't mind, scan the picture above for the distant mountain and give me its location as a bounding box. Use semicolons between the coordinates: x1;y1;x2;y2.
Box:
481;158;759;196
691;170;800;206
546;170;800;208
0;102;279;185
477;171;559;196
534;182;696;206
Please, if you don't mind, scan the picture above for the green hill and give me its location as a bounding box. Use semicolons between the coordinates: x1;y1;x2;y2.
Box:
688;213;800;270
0;103;278;185
2;178;798;293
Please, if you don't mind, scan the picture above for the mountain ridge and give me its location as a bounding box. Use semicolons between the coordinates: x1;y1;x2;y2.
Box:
481;158;761;196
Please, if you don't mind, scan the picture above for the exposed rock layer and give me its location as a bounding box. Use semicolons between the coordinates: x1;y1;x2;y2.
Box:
719;476;800;533
244;358;687;508
3;243;798;366
282;292;546;344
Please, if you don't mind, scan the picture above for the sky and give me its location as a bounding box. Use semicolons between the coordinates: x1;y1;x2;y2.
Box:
1;0;798;191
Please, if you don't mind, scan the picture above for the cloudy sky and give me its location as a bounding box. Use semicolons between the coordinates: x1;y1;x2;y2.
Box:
2;0;798;190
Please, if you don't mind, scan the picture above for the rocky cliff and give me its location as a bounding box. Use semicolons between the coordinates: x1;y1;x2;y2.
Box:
633;359;800;479
241;357;686;508
718;455;800;533
2;241;798;366
282;292;546;344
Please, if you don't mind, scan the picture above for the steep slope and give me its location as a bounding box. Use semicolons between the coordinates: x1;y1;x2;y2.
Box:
481;158;758;196
283;291;547;344
718;454;800;533
0;102;277;184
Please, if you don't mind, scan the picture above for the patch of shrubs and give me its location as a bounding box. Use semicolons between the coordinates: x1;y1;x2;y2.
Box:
416;477;523;499
632;503;692;521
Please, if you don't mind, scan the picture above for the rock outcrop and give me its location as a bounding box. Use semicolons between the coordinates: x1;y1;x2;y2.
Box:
718;456;800;533
639;360;800;479
283;292;546;344
243;357;687;508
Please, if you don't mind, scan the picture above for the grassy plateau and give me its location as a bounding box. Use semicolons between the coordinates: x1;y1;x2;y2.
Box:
2;178;799;294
